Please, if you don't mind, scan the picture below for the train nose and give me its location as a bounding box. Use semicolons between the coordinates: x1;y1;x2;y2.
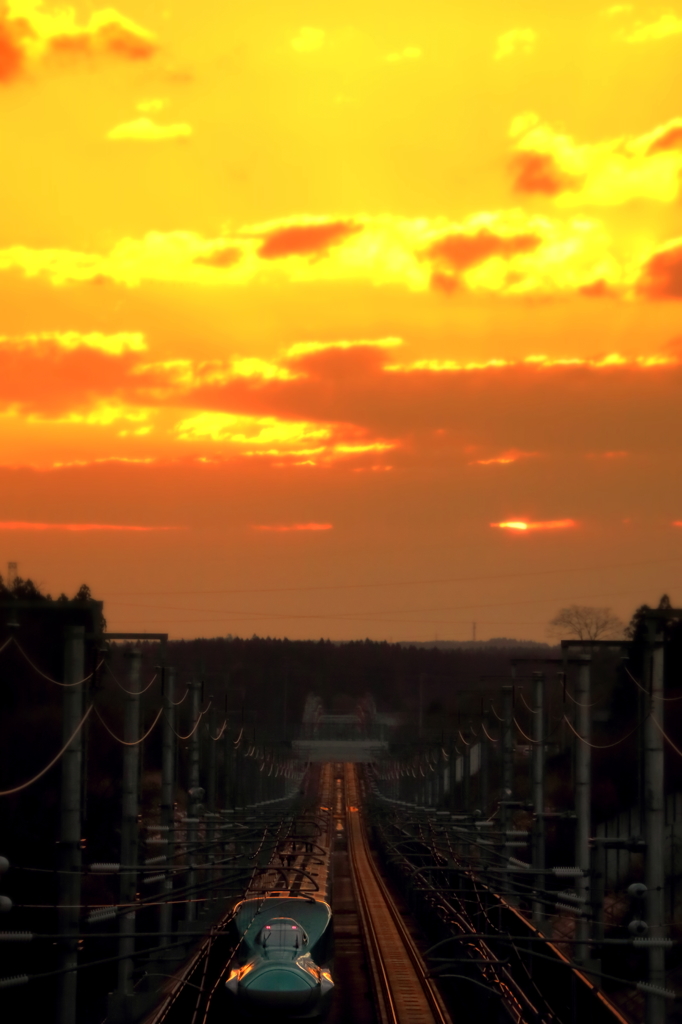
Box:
242;967;317;1011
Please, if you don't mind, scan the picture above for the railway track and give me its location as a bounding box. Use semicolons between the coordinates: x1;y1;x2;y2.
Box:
344;764;453;1024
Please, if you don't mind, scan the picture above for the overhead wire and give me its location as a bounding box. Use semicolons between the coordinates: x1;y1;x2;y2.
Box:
0;705;94;796
94;706;163;746
518;691;538;715
562;715;638;749
171;701;212;741
104;551;682;597
625;665;682;702
12;638;100;686
105;662;158;695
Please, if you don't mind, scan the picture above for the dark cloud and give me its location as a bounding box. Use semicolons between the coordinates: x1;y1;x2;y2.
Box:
424;229;541;271
0;18;25;81
0;9;156;85
194;247;242;268
637;244;682;299
647;127;682;155
258;221;362;260
579;280;616;298
509;152;584;196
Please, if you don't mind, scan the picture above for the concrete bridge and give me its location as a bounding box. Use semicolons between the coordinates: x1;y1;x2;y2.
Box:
292;693;396;762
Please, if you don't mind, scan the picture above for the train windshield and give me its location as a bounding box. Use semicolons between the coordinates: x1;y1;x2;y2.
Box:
258;917;308;950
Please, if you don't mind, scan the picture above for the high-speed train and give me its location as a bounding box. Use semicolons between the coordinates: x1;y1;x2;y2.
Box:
226;896;334;1019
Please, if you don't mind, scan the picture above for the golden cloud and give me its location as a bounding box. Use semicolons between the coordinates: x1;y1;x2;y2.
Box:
509;112;682;206
107;117;192;141
287;338;402;358
387;352;678;373
174;411;331;447
0;209;636;299
622;13;682;42
494;28;537;60
385;46;422;63
291;26;325;53
0;330;146;354
1;0;156;82
136;97;165;113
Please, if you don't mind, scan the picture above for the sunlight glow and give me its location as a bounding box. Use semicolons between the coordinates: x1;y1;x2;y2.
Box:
107;118;192;141
0;521;177;531
491;520;577;531
252;523;333;532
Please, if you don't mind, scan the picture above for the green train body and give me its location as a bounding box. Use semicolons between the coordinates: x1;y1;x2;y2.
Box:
226;896;334;1019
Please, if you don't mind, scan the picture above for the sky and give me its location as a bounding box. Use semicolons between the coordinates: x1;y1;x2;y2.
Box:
1;0;682;641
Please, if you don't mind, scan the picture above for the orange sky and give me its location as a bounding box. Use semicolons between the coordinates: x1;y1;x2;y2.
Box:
1;0;682;640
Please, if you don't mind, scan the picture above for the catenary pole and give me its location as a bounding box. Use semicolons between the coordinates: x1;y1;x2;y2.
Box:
186;680;201;923
501;684;514;899
57;624;85;1024
501;685;514;829
117;650;142;999
159;666;176;946
532;671;545;925
574;654;591;964
645;615;666;1024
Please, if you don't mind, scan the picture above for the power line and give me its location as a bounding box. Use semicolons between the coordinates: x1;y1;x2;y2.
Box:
103;552;682;598
0;705;94;797
104;583;669;627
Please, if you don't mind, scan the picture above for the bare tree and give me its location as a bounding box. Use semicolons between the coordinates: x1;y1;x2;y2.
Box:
547;605;625;642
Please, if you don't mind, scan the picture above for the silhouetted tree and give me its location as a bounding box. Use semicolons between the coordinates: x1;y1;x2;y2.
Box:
547;604;625;641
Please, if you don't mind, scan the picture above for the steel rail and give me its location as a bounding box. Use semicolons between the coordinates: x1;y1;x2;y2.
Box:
344;764;453;1024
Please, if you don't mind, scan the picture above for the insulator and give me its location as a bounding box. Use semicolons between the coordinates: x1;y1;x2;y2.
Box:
0;932;33;942
144;855;167;866
141;874;165;885
88;907;117;923
556;902;583;915
0;975;29;988
508;857;531;869
636;982;677;1000
633;938;675;948
89;863;120;873
553;867;583;877
557;890;586;903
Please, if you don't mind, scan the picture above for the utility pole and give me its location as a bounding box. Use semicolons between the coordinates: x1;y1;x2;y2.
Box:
531;672;545;926
501;684;514;898
645;613;666;1024
57;624;85;1024
418;673;424;740
448;734;456;813
501;685;514;830
186;680;202;923
462;728;471;814
479;713;489;816
207;699;217;815
117;650;142;1002
159;666;176;947
574;655;591;964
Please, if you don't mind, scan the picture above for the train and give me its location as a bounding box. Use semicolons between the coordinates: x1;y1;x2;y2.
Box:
225;895;334;1019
